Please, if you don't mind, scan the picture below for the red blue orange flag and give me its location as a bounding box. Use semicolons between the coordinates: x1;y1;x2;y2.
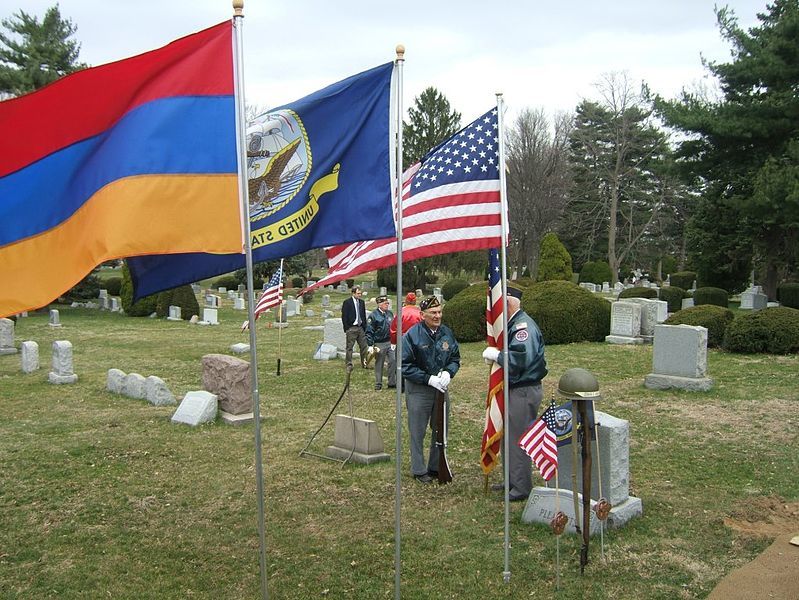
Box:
0;22;243;317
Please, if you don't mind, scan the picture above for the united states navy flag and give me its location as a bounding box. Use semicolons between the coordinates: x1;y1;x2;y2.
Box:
128;62;395;299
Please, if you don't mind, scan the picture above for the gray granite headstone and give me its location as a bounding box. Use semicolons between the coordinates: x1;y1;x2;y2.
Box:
201;354;251;415
285;297;301;317
644;324;713;391
0;317;17;355
49;309;62;328
313;342;339;360
123;373;147;399
99;289;108;300
305;309;315;317
233;297;246;310
605;302;643;344
230;342;250;354
110;297;120;312
624;298;658;339
48;340;77;384
324;318;346;351
325;415;391;464
167;305;182;321
321;294;331;308
379;287;387;296
602;282;610;293
275;303;287;323
522;488;642;535
21;340;39;373
171;391;218;426
106;368;126;393
145;375;176;406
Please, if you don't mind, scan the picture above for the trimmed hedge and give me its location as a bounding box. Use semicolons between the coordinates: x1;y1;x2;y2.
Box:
120;263;158;317
723;307;799;354
156;285;200;320
694;286;729;308
670;271;696;290
442;279;469;301
291;276;304;289
619;286;658;300
665;305;735;348
443;280;611;345
104;276;123;297
777;282;799;309
579;261;613;285
659;286;687;313
213;275;239;290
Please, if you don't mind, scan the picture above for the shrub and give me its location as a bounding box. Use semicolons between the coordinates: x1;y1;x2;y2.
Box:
723;307;799;354
104;276;123;296
665;305;735;347
524;281;610;344
536;233;573;282
619;287;658;300
670;271;696;290
303;290;315;304
64;272;101;301
777;282;799;309
291;276;304;289
579;261;613;285
156;285;200;320
213;275;238;290
659;286;687;313
442;283;487;342
346;279;355;288
120;262;158;317
693;286;729;308
442;279;469;301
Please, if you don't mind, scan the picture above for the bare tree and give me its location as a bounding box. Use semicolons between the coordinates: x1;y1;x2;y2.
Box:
506;108;572;278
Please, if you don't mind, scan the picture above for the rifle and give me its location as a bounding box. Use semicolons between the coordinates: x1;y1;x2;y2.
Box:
434;390;453;484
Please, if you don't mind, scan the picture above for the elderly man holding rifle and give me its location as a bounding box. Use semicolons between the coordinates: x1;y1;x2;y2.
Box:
401;296;460;484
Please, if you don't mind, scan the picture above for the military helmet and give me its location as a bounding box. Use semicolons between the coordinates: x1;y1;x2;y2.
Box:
557;368;601;400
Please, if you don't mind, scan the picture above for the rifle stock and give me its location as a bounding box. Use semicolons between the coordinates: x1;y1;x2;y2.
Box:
435;390;453;484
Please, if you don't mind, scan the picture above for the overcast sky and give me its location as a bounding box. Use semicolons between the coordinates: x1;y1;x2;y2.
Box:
11;1;767;122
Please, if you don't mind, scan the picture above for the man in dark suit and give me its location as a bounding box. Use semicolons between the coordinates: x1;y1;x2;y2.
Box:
341;285;369;368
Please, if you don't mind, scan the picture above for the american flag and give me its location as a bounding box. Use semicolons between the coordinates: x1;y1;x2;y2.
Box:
480;248;505;474
519;401;559;481
301;108;504;293
242;265;283;331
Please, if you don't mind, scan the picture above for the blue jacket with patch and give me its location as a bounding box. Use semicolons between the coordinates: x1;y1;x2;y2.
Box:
401;322;460;385
498;309;547;386
365;308;393;344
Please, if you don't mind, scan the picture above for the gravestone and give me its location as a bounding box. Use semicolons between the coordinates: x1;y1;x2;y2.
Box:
605;302;643;345
740;288;768;310
106;368;126;393
681;297;694;309
324;318;346;351
602;282;610;293
205;295;219;308
48;340;77;384
579;282;596;293
325;415;391;464
171;391;217;426
49;309;62;328
110;297;120;312
144;375;176;406
237;284;246;294
227;290;237;300
167;305;182;321
21;341;39;373
313;342;339;360
218;287;227;294
202;308;219;325
613;282;625;293
285;297;301;317
99;289;108;300
624;298;659;340
415;289;423;299
201;354;251;415
189;315;199;324
337;283;348;293
233;297;246;310
275;303;288;324
191;283;201;294
305;309;315;317
321;294;331;308
379;287;387;296
644;324;713;391
0;318;17;355
230;342;250;354
123;373;147;399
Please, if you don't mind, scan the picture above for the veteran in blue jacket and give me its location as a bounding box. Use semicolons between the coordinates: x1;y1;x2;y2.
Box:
482;285;548;501
401;296;461;484
365;295;396;390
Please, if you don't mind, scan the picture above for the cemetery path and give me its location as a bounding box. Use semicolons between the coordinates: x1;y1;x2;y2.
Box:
708;497;799;600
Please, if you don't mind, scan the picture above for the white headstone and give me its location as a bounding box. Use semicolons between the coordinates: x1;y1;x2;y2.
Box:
379;287;387;296
230;342;250;354
202;308;219;325
233;297;245;310
285;297;301;317
106;368;126;393
218;286;227;294
321;294;331;308
110;297;120;312
624;298;659;338
21;340;39;373
0;317;17;354
167;305;182;321
602;282;610;293
171;391;218;426
48;340;77;384
605;302;643;344
145;375;176;406
681;297;694;310
645;324;713;391
99;289;109;299
49;309;62;327
313;342;339;360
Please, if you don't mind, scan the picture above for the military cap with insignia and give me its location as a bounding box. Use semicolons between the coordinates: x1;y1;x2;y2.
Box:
507;285;523;299
419;296;441;311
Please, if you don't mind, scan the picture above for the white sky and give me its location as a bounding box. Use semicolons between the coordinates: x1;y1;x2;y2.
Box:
11;1;767;122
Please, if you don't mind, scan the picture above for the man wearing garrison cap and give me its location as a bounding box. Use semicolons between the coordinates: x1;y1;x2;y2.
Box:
401;295;461;484
365;295;395;390
482;285;548;501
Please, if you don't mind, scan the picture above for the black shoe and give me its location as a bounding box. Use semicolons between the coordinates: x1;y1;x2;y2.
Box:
427;470;438;479
375;384;382;391
414;473;433;484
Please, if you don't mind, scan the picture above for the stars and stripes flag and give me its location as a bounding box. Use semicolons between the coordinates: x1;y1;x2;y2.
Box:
519;401;559;481
480;248;505;474
241;264;283;331
300;107;504;294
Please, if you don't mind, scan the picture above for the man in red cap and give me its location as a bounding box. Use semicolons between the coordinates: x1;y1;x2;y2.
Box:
390;292;423;345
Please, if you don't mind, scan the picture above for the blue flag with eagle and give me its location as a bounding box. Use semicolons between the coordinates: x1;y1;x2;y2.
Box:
128;62;395;299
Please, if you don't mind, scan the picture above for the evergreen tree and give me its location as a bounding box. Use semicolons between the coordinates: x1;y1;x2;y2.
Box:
403;87;461;165
536;232;573;282
655;1;799;297
0;5;85;96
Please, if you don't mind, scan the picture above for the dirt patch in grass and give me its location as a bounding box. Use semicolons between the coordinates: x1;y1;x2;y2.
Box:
724;495;799;537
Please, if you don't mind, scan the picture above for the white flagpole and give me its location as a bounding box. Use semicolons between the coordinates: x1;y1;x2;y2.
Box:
495;93;512;584
393;44;405;600
232;2;269;598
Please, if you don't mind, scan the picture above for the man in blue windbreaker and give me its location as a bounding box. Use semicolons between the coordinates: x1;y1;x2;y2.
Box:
365;295;396;390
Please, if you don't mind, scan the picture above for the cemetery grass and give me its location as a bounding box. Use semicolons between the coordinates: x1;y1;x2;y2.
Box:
1;301;797;599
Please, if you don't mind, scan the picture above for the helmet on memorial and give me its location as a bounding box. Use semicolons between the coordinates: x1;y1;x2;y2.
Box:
557;368;601;400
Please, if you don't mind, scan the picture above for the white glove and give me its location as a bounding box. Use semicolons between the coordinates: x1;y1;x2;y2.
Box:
438;370;451;389
427;375;446;393
390;344;396;352
482;346;500;364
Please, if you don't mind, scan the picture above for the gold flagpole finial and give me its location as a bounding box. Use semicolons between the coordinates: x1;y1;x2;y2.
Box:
395;44;405;61
233;0;244;16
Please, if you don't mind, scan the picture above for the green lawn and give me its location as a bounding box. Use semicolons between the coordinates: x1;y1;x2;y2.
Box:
1;295;797;599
